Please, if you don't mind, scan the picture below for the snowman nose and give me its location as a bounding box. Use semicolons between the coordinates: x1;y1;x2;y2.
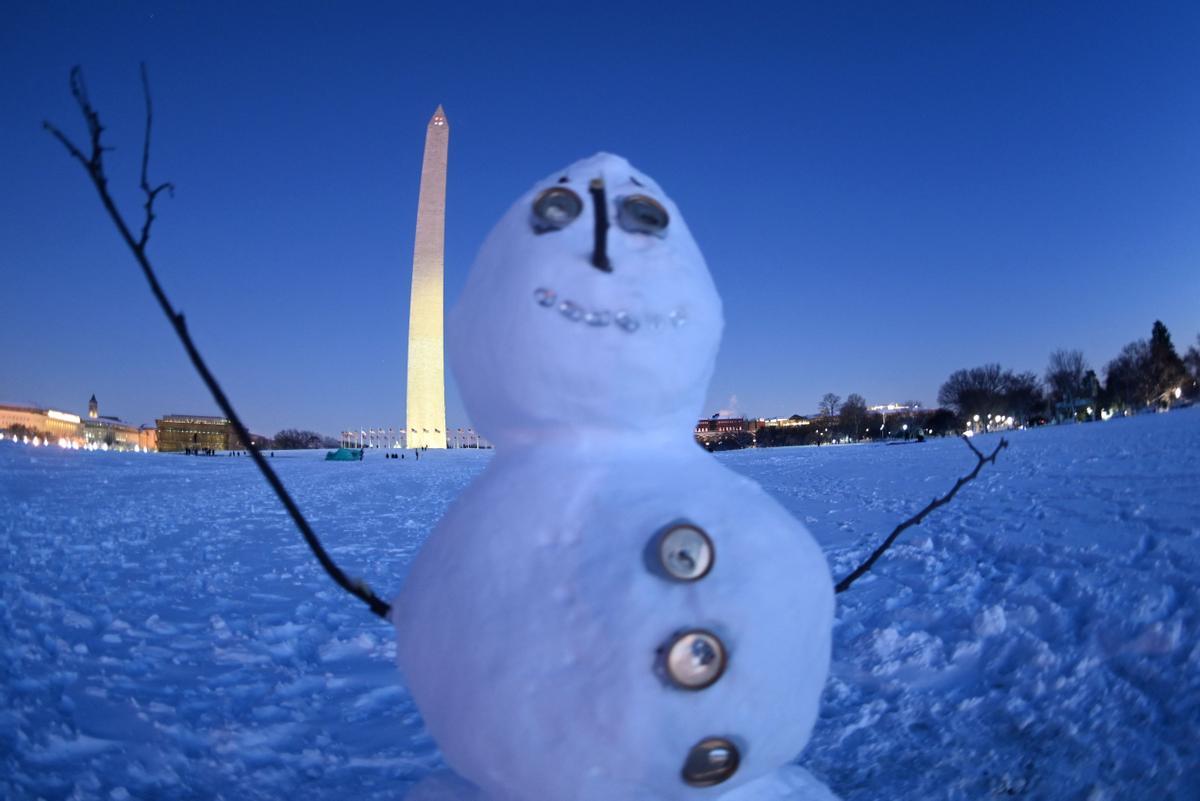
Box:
588;178;612;273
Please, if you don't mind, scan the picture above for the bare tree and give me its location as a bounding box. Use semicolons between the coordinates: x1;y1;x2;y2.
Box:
819;393;841;417
1045;349;1089;417
1004;371;1045;424
937;364;1007;420
839;393;868;439
273;429;328;450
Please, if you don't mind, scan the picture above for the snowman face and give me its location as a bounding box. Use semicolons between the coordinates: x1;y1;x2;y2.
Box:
449;153;723;443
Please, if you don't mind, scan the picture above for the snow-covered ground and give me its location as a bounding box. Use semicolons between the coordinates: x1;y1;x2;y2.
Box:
2;409;1198;800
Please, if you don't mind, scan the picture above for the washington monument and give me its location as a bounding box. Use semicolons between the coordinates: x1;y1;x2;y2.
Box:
405;105;449;449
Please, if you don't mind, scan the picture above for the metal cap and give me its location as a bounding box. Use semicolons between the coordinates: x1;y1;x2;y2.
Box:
655;522;714;582
663;629;727;690
681;737;740;787
531;187;583;232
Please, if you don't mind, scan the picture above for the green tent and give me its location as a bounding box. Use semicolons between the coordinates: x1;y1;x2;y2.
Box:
325;447;364;462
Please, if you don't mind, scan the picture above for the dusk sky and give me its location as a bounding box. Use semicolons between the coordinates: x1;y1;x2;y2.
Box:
3;3;1197;437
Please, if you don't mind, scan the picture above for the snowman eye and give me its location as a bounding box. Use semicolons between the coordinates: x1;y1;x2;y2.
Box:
531;187;583;232
617;195;669;237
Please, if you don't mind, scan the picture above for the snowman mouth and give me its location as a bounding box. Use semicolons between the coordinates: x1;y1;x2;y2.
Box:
532;287;687;333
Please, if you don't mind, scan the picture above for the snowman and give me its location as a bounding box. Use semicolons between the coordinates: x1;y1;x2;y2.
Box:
394;153;836;801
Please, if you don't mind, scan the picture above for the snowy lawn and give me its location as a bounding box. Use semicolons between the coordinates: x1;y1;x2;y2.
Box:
2;409;1198;800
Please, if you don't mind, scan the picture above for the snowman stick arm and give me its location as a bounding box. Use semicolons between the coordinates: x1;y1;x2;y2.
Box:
834;436;1008;594
45;65;393;621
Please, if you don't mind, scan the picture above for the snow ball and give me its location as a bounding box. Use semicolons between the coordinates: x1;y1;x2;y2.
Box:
973;604;1007;637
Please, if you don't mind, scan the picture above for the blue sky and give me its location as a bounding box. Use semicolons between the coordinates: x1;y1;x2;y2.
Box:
2;2;1197;435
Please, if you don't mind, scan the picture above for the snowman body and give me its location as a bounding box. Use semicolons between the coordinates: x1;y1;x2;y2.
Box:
394;154;834;801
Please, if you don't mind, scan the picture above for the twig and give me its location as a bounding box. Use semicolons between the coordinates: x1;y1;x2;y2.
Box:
834;435;1008;594
44;65;391;620
137;63;174;250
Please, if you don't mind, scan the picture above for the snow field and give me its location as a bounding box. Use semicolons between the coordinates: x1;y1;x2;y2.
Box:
726;409;1200;799
2;408;1198;800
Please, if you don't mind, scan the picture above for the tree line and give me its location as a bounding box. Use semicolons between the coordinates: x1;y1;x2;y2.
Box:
271;429;339;450
939;320;1196;425
752;319;1197;451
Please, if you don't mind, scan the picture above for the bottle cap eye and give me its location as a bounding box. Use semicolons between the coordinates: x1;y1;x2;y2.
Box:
532;187;583;232
618;194;669;236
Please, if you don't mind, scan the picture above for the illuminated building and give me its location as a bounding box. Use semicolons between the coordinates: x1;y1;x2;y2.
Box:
694;417;756;438
138;425;158;452
0;403;84;444
156;415;236;452
868;402;921;414
81;395;140;450
760;416;810;428
405;105;449;449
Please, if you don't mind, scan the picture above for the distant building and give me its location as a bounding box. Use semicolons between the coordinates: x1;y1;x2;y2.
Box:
82;396;139;450
760;415;810;428
868;402;921;414
138;425;158;452
156;415;236;452
695;417;755;439
0;403;84;444
694;417;757;450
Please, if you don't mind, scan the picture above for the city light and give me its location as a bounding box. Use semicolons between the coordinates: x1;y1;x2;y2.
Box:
1175;387;1183;399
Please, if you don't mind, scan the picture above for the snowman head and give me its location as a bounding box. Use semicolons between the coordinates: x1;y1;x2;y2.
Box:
449;153;723;447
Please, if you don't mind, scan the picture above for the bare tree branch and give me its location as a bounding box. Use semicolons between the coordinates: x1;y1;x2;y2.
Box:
44;65;392;621
834;435;1008;594
138;63;175;250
